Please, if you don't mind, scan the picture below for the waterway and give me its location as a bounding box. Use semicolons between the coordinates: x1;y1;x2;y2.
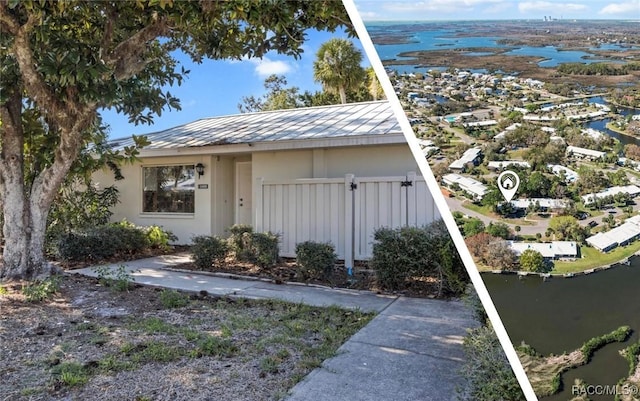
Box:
483;263;640;401
585;97;640;147
367;21;628;75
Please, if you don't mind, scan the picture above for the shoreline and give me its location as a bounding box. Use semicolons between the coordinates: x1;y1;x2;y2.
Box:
482;252;638;279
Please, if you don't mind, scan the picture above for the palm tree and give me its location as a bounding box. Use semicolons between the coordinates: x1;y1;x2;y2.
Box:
365;66;385;101
313;39;364;104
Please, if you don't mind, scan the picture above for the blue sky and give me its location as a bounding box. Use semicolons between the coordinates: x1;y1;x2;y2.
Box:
101;28;366;140
353;0;639;21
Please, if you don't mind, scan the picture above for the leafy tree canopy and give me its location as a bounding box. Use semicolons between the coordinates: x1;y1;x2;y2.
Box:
0;0;352;279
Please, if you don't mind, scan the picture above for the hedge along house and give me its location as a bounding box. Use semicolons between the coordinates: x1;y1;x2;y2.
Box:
94;101;440;270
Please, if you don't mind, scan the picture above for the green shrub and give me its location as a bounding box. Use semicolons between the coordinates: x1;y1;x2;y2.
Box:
370;226;414;291
458;324;526;401
22;275;62;302
295;241;337;280
370;219;469;296
57;223;150;262
242;232;280;268
143;225;177;250
104;223;150;254
227;224;254;261
580;326;631;362
58;232;115;261
46;184;119;255
462;284;487;323
191;235;228;270
621;340;640;376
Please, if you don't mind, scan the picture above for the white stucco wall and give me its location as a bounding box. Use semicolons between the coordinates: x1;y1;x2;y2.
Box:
93;155;216;243
92;143;422;243
251;144;418;180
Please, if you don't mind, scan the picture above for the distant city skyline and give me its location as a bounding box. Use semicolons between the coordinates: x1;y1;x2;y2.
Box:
354;0;639;21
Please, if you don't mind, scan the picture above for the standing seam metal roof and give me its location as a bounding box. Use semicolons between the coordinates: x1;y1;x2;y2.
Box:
107;101;400;151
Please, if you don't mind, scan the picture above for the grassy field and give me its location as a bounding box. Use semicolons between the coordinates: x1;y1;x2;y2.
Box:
553;241;640;274
506;149;527;160
0;275;375;401
475;242;640;274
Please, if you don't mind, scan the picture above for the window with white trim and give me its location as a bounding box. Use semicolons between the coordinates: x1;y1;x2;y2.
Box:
143;165;195;213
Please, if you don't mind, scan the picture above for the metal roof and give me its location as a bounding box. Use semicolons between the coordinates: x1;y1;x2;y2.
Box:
509;241;578;259
107;101;401;152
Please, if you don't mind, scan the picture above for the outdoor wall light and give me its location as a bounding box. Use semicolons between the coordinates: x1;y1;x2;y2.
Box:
195;163;205;177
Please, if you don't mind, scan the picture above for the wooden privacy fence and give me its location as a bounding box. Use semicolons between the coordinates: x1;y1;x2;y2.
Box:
255;172;440;270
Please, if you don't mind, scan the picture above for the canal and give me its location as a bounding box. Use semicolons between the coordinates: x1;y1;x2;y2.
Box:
483;263;640;401
587;97;640;147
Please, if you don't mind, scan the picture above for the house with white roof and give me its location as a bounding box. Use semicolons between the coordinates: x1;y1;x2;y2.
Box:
93;101;438;268
449;147;483;171
487;160;530;170
509;241;578;260
442;173;488;201
463;120;497;128
548;164;579;182
511;198;570;211
582;185;640;205
566;146;605;160
586;215;640;252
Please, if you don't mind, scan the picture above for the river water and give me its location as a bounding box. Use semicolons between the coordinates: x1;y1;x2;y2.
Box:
585;97;640;146
483;264;640;401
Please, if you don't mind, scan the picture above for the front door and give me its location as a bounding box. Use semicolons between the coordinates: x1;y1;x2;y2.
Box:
235;162;252;226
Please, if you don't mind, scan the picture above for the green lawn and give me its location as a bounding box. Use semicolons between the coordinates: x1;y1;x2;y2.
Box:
506;149;527;160
553;242;640;274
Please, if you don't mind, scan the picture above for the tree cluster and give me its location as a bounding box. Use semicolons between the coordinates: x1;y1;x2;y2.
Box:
558;62;640;76
0;0;352;280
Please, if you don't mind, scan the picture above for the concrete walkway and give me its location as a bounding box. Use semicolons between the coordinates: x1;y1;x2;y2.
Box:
71;254;479;401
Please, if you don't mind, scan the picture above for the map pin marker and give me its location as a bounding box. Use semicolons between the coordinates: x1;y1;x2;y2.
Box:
497;170;520;202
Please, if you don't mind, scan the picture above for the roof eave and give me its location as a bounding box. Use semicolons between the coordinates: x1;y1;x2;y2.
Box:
133;132;407;158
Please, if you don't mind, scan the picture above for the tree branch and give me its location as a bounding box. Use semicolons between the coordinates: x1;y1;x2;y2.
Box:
31;106;96;210
98;4;116;62
103;15;170;81
0;2;19;35
12;14;73;127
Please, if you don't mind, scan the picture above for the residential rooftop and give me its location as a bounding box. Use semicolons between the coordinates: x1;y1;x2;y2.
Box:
582;185;640;204
586;216;640;252
442;173;488;199
449;147;482;170
509;241;578;259
106;101;402;152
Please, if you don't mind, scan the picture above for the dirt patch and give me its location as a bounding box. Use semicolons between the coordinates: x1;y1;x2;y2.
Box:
0;275;373;401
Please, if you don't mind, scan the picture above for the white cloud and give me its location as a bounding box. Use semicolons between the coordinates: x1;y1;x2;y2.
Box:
378;0;507;15
599;1;640;15
249;57;293;78
518;1;589;13
358;10;381;20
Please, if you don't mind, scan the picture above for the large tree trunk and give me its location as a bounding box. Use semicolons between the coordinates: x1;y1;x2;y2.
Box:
0;88;90;280
0;92;37;279
1;190;55;280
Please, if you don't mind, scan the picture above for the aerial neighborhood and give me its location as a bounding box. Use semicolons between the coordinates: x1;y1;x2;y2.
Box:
395;67;640;274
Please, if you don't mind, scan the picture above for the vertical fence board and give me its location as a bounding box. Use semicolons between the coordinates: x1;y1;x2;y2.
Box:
257;173;436;261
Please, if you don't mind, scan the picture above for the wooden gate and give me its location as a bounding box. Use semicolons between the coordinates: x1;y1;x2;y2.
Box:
255;172;439;269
